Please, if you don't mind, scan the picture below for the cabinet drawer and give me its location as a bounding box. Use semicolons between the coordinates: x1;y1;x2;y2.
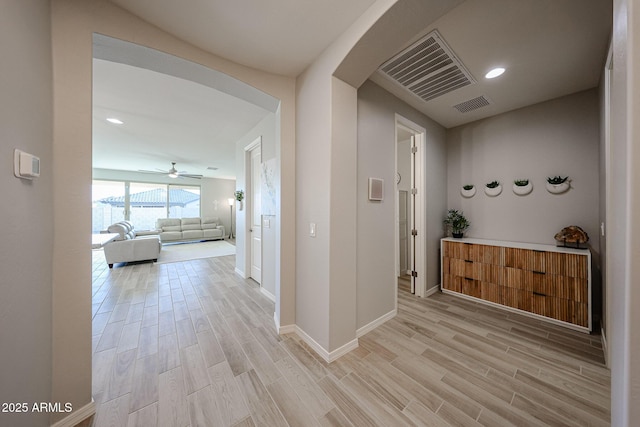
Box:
545;252;588;278
530;296;589;327
442;274;461;293
481;282;503;304
481;264;505;285
461;277;481;298
502;287;532;311
444;241;504;265
505;247;547;272
448;258;482;279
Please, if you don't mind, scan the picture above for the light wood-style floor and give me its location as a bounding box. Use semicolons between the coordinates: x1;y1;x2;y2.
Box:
90;251;610;426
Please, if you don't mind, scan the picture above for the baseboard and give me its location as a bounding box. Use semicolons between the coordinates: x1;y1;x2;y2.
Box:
278;324;297;334
234;267;246;278
425;285;439;297
260;287;276;302
295;326;359;363
356;309;397;337
273;312;296;334
50;399;95;427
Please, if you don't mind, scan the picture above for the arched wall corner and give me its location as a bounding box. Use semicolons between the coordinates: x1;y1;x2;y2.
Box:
50;0;296;422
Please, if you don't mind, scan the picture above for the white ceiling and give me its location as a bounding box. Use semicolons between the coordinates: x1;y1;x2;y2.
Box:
108;0;378;77
93;58;272;179
371;0;612;128
94;0;612;178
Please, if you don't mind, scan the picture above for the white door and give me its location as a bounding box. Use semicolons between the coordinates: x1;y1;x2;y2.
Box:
250;144;262;283
396;118;425;297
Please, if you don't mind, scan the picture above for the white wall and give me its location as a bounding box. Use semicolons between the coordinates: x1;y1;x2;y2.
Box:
609;0;640;424
356;80;447;330
295;0;459;355
0;1;53;426
201;178;236;235
447;90;601;250
50;0;296;422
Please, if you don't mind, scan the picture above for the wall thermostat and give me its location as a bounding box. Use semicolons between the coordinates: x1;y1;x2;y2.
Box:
14;149;40;179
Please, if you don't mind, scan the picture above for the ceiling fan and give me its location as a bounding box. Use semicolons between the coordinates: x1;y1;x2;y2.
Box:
139;162;203;179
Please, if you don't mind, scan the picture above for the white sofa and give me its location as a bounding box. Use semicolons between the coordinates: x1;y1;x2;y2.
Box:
103;221;162;268
155;217;225;243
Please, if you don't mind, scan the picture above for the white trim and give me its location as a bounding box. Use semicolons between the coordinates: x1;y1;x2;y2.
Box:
394;114;427;298
245;137;263;285
356;309;397;337
50;399;95;427
261;286;276;302
327;337;359;362
273;311;296;334
244;135;262;152
234;267;247;278
295;326;359;363
278;324;297;335
424;285;439;297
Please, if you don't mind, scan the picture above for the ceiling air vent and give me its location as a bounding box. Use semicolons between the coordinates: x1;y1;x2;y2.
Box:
378;30;475;102
453;95;491;113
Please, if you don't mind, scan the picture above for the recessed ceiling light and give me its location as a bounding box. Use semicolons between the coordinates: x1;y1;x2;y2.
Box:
106;117;124;125
485;67;505;79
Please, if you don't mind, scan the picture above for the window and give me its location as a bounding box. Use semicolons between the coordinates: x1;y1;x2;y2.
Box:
168;185;201;219
92;180;201;232
129;182;168;230
92;180;125;233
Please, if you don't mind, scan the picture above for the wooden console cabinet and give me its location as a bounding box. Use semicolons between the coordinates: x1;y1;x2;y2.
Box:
441;238;591;332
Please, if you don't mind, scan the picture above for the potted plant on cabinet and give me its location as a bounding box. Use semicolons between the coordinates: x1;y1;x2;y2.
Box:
513;179;533;196
546;176;570;194
443;209;470;238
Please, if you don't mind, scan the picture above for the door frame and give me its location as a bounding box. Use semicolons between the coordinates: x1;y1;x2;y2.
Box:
395;114;427;297
244;136;262;284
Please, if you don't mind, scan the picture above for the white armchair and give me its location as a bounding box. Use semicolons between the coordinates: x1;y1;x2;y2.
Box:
103;221;161;268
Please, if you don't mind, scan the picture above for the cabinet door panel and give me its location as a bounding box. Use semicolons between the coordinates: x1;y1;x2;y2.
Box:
443;274;461;293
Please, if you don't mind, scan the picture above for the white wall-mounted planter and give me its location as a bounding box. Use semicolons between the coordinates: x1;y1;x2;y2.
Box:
513;182;533;196
461;186;476;198
546;182;570;194
484;185;502;197
237;200;244;210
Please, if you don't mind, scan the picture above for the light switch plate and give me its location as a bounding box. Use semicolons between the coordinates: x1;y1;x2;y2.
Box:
310;223;316;237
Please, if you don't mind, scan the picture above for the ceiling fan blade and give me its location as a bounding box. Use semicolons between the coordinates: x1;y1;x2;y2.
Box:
178;173;202;179
138;169;167;175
